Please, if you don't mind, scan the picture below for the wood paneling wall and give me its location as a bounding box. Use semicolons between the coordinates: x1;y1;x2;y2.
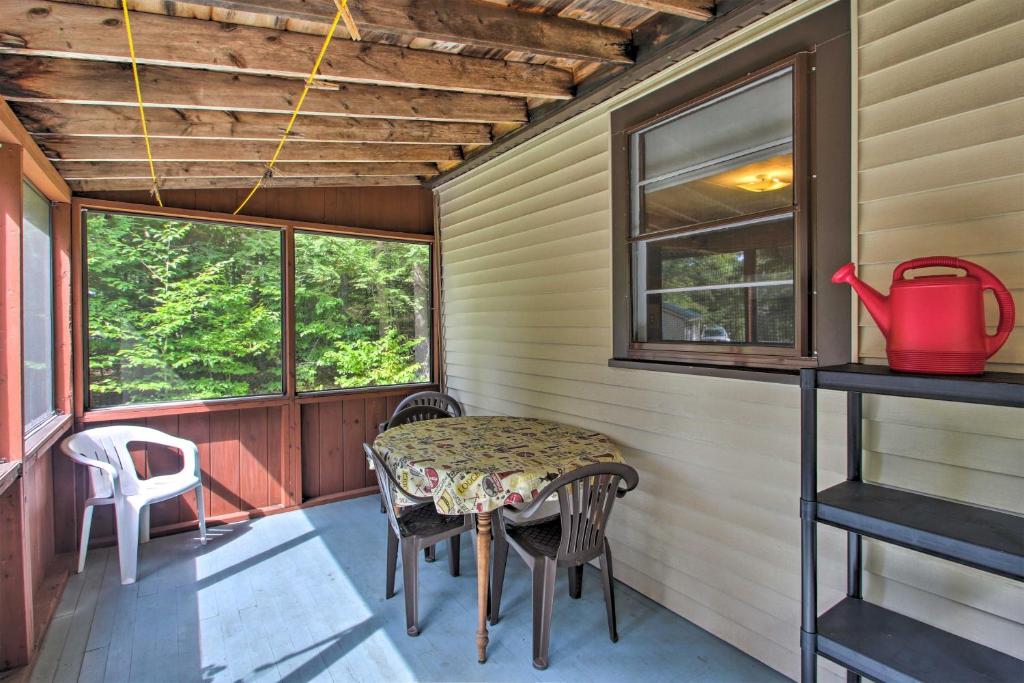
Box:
79;186;435;234
299;390;416;501
80;407;285;542
855;0;1024;662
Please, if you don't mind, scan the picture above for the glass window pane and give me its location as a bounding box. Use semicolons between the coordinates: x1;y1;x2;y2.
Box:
635;216;795;346
85;211;283;408
22;182;54;431
294;232;431;392
635;70;793;233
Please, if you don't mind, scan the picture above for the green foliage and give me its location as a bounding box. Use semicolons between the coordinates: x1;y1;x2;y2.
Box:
86;212;430;407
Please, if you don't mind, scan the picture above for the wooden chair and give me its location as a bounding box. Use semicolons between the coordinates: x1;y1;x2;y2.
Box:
378;391;463;432
363;443;473;637
490;462;640;669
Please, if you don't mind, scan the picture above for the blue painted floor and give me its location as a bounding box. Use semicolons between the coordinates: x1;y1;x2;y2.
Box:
31;496;788;683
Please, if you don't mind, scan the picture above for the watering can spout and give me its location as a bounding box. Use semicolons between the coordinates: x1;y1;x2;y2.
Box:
832;263;891;337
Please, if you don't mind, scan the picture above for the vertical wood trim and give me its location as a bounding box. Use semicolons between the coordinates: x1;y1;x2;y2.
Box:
0;143;24;462
0;478;32;669
177;411;212;520
266;406;284;506
71;204;85;420
210;410;241;515
432;190;445;391
51;202;73;416
317;401;345;496
238;407;270;510
341;398;364;492
301;403;320;501
145;414;180;528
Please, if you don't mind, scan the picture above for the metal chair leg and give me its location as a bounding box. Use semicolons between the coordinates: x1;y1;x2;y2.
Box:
532;557;557;670
401;540;420;636
600;541;618;642
386;527;398;599
448;535;461;577
568;565;583;599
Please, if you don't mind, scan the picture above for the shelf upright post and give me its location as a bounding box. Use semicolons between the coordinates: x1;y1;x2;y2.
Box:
845;391;863;683
800;368;818;682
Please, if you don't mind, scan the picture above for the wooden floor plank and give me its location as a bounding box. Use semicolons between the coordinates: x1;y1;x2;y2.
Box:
27;497;789;683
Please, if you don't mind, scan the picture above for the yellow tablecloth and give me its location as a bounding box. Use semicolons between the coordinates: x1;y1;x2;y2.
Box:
373;416;623;514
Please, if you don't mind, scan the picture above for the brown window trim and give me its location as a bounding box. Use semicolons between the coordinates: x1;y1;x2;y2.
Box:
609;4;851;378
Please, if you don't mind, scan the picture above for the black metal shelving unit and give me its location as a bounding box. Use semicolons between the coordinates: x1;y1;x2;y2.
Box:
800;364;1024;682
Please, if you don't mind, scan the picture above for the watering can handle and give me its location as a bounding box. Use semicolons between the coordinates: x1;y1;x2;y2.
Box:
893;257;1015;358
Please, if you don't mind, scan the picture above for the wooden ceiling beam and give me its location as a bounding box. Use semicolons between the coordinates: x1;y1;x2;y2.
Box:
613;1;715;20
144;0;634;64
1;1;572;99
11;103;492;145
68;175;425;191
0;56;527;123
36;136;462;162
55;161;439;179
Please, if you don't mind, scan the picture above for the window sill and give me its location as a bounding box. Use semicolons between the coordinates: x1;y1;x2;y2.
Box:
607;358;800;384
24;412;74;459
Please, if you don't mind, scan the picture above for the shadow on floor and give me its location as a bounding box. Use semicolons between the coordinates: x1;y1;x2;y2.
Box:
30;496;789;683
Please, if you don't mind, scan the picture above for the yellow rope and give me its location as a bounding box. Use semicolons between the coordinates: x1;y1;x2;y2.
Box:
234;2;347;215
120;0;162;207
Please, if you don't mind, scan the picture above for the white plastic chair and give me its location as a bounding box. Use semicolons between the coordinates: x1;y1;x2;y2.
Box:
61;426;208;585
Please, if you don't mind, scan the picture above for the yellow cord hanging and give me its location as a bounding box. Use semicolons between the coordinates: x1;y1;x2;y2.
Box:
234;2;347;215
120;0;162;207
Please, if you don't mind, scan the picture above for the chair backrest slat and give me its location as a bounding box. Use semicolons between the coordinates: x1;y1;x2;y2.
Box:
386;404;452;430
392;391;463;419
544;463;638;565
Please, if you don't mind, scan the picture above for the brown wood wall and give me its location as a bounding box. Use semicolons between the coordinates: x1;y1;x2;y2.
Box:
299;390;414;501
80;186;435;234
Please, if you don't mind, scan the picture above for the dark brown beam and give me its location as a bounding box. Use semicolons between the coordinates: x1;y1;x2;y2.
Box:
1;1;573;99
0;56;528;123
139;0;634;64
615;1;715;20
36;136;462;162
54;161;438;179
67;175;425;191
13;103;492;145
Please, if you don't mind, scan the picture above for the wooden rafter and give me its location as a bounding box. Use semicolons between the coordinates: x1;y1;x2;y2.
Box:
67;175;426;191
55;161;438;179
36;137;462;162
0;1;572;100
0;56;528;123
123;0;635;64
613;0;714;20
12;103;493;145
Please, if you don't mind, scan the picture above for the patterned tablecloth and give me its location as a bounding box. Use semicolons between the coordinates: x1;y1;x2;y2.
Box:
373;416;623;514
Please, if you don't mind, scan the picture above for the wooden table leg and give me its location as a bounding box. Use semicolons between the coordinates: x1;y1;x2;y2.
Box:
476;511;491;663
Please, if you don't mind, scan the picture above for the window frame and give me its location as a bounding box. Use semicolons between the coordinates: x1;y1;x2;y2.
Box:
624;56;811;368
73;199;436;419
609;15;852;376
21;179;59;436
291;226;435;397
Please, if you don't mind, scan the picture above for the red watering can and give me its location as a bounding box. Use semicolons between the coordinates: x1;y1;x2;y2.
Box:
832;257;1015;375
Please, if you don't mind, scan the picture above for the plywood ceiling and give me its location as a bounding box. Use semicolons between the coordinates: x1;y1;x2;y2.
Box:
0;0;717;192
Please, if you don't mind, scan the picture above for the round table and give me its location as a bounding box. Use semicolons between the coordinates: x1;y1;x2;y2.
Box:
373;416;623;662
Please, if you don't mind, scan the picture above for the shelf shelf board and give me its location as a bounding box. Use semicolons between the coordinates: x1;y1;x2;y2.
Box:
816;481;1023;580
817;598;1023;683
813;363;1024;407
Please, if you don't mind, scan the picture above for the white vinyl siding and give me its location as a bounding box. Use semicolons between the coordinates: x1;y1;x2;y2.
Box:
437;0;1023;679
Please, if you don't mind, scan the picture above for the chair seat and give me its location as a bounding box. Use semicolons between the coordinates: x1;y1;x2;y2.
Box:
507;518;562;558
397;503;467;538
126;472;201;506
